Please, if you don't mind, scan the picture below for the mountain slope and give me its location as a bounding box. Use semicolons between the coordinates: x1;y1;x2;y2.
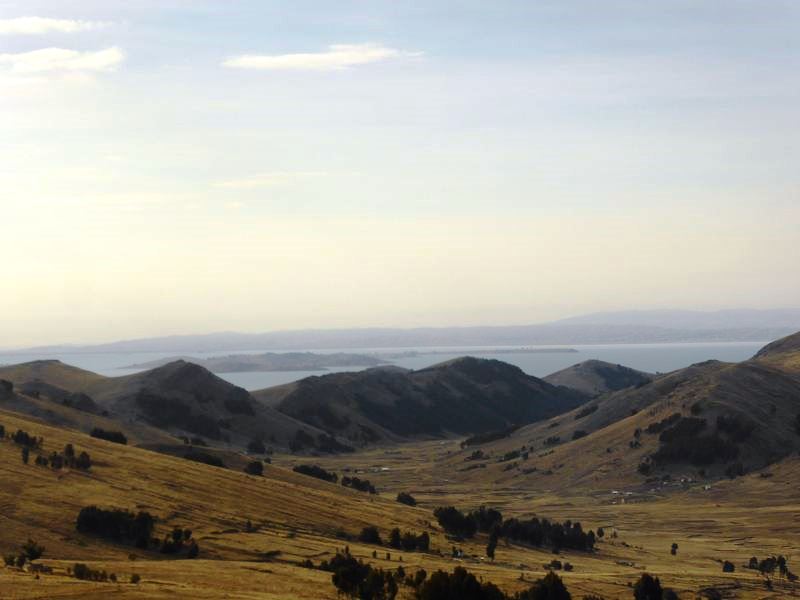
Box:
543;359;653;397
255;357;588;445
0;360;327;452
450;332;800;490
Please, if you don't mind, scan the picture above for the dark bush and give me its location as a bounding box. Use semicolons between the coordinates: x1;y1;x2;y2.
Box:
244;460;263;476
90;428;128;445
543;436;561;446
342;476;377;494
723;560;735;573
396;491;416;506
22;539;44;561
183;451;225;468
293;464;338;483
462;425;520;447
633;573;662;600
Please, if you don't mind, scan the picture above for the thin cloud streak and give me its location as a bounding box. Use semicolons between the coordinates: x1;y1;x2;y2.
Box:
0;16;106;35
0;46;124;73
223;43;420;71
214;172;329;190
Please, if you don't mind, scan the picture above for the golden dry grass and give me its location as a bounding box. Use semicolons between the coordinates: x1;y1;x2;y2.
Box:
2;406;799;599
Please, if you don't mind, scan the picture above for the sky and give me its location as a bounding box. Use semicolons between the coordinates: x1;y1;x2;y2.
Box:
1;1;799;347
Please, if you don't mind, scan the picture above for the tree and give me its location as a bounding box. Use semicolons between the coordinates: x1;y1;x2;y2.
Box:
75;451;92;470
21;447;29;464
486;532;498;561
22;539;44;561
518;571;572;600
358;526;382;546
633;573;663;600
670;543;678;556
723;561;735;573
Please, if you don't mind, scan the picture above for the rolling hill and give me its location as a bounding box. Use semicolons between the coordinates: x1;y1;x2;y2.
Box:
438;331;800;491
255;357;588;446
0;360;327;453
543;359;653;397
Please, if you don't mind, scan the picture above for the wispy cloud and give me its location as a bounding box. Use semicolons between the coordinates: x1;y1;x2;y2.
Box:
0;17;106;35
223;43;419;71
214;172;329;190
0;46;124;73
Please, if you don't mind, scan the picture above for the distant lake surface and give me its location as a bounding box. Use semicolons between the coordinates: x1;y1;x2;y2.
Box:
0;342;765;391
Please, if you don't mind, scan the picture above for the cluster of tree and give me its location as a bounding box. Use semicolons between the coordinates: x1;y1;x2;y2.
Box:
135;391;223;440
76;506;156;549
71;563;118;582
3;539;44;569
572;430;588;440
715;414;755;442
292;464;338;483
342;475;377;494
500;517;595;552
183;450;225;468
319;552;398;600
32;443;91;471
652;417;740;466
90;428;128;444
159;526;199;558
574;404;598;420
11;429;42;448
461;426;519;447
747;555;797;580
388;528;430;552
416;567;572;600
433;506;479;538
75;506;199;557
396;492;416;506
434;506;595;553
794;413;800;435
543;436;560;447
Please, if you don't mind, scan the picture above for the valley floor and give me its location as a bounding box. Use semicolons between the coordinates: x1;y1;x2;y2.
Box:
2;409;799;599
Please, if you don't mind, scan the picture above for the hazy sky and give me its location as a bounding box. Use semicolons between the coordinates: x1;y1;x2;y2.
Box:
2;1;799;346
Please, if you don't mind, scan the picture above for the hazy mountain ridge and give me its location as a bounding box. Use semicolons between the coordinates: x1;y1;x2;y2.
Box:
7;308;798;354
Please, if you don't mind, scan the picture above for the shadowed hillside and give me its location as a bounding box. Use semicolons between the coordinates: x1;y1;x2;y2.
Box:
443;332;800;491
0;360;327;453
543;359;653;397
255;357;588;446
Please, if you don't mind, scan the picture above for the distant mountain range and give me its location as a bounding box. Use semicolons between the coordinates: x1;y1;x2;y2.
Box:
6;309;800;354
123;352;387;373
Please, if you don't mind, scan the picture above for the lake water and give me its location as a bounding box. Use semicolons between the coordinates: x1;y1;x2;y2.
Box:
0;341;765;391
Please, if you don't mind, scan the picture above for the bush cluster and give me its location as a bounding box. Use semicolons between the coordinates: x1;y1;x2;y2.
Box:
292;464;338;483
90;428;128;444
342;475;377;494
